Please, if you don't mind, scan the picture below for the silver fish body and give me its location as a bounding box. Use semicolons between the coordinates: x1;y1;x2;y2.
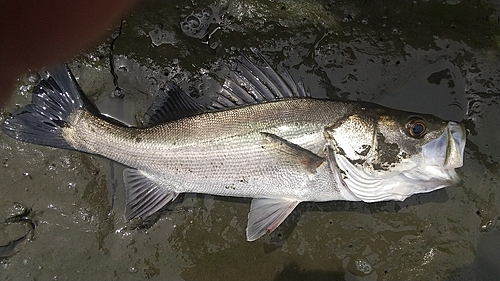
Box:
65;99;354;200
1;55;466;241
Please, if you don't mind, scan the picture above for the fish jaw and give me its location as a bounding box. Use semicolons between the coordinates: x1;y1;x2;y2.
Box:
422;121;466;169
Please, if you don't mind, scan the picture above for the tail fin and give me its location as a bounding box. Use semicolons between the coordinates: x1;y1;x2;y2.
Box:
1;65;97;150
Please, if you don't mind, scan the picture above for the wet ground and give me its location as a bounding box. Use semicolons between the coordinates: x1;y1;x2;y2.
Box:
1;0;500;280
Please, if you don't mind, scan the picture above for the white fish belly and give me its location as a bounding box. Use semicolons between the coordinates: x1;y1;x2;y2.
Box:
145;140;341;201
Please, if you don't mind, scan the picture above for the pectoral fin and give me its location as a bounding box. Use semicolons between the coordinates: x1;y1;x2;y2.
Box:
123;168;179;220
260;132;325;173
246;197;300;241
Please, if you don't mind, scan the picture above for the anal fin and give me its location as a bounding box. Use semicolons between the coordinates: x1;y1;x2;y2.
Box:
123;168;179;220
246;197;300;241
261;132;325;173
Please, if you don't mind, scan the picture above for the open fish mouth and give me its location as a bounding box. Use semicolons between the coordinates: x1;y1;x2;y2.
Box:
422;121;466;170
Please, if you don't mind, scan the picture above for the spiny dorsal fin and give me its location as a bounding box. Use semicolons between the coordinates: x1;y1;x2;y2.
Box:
143;53;311;124
142;82;206;126
211;53;311;109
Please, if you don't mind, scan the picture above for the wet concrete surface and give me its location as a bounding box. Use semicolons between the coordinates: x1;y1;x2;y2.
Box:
1;0;500;280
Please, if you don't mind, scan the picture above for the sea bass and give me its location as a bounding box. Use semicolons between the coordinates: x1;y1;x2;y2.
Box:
1;55;466;241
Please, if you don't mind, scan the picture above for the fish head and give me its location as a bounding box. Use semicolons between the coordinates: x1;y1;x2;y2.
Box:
324;107;466;202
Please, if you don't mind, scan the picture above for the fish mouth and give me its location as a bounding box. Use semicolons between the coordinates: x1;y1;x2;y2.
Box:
422;121;466;171
396;122;466;193
445;122;466;169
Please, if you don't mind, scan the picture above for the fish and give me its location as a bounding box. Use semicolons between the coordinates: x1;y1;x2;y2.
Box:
1;54;466;241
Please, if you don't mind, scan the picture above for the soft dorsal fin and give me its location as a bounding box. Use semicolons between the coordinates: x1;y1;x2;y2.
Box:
142;82;207;126
211;53;311;109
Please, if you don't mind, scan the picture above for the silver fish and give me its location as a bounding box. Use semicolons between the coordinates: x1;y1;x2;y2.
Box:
1;55;466;241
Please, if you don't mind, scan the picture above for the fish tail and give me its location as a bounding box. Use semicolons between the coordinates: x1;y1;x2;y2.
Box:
1;65;98;150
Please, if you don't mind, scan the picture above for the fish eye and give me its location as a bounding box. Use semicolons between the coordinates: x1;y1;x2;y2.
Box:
406;117;427;138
